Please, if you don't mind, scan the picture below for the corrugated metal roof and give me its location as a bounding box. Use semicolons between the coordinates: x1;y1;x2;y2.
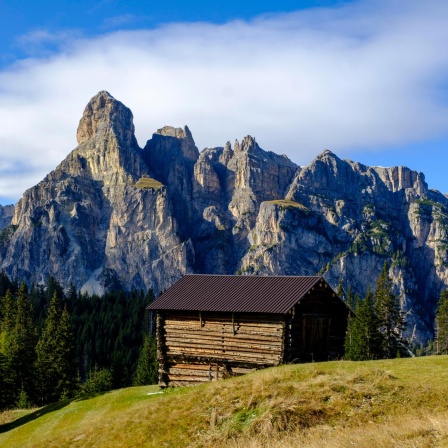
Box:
147;275;325;314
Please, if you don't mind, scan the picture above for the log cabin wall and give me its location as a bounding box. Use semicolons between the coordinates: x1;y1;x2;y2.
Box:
157;311;285;387
284;282;349;362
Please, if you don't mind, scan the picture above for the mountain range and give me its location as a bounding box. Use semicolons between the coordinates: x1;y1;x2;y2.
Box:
1;90;447;341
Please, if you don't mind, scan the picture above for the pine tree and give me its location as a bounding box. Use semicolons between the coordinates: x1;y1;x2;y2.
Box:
344;310;358;359
435;290;448;354
345;290;383;360
347;285;356;310
36;293;78;404
0;289;16;354
35;291;61;404
133;334;158;385
0;271;13;298
5;283;37;404
55;306;78;398
336;277;345;300
0;352;15;410
1;289;16;333
374;262;406;358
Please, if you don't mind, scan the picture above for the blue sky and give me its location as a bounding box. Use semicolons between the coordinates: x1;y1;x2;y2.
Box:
1;0;448;204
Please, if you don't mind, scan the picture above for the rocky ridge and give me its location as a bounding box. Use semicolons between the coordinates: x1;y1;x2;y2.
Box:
0;204;14;230
1;91;447;341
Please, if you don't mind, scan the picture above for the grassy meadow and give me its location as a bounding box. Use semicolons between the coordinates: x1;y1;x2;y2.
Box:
1;356;448;447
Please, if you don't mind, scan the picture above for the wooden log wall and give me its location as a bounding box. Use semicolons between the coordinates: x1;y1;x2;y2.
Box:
157;311;285;387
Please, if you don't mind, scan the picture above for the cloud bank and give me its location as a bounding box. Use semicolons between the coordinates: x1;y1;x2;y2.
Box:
1;0;448;203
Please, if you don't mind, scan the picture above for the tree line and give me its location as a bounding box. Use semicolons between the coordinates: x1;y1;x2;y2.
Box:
2;264;448;410
342;262;448;360
0;273;158;410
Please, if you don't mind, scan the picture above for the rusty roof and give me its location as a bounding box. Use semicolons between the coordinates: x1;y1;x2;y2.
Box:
147;275;327;314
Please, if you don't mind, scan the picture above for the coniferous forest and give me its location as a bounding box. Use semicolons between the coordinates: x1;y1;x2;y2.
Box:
0;272;158;410
1;263;448;411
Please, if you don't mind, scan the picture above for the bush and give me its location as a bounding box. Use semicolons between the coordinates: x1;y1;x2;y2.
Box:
81;367;113;394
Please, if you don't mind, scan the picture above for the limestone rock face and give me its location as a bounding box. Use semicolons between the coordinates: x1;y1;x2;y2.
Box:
0;204;14;230
2;92;194;296
1;91;448;341
241;151;448;340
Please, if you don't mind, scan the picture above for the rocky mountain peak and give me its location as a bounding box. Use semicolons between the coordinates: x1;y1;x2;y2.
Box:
233;139;241;153
152;125;198;161
313;149;342;165
235;135;257;154
76;90;137;148
372;165;427;195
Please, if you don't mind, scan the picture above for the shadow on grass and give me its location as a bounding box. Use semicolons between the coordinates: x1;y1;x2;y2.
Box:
0;391;109;434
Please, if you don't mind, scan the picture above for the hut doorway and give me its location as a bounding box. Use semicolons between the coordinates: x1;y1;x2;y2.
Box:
302;315;331;361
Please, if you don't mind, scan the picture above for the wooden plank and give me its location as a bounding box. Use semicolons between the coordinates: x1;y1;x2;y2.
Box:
166;363;216;371
165;337;282;350
166;349;280;363
164;325;284;336
164;342;282;353
165;350;280;361
165;355;277;368
164;320;284;329
165;343;282;356
163;316;284;326
161;328;284;342
162;313;284;323
164;327;284;341
166;354;278;365
167;368;220;378
167;374;215;382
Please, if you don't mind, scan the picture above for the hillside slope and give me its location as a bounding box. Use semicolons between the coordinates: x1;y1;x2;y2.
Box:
1;357;448;447
1;91;448;340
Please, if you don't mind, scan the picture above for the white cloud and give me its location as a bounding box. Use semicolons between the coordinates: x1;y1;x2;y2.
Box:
1;0;448;203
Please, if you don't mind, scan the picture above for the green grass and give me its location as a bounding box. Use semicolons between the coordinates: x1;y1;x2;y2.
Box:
266;199;309;211
2;357;448;447
134;177;164;190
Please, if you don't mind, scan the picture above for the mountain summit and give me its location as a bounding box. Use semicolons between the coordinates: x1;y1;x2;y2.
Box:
1;91;447;341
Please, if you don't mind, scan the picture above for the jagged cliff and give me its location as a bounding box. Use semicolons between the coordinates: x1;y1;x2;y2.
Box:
1;91;447;341
0;204;14;230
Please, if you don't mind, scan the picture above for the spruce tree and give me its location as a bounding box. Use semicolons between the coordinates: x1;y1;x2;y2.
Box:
133;334;158;385
55;306;78;398
345;289;383;360
1;289;16;333
344;308;358;360
345;290;362;361
347;285;356;311
0;289;16;353
0;271;13;298
0;352;15;410
374;262;406;358
5;283;37;404
35;291;61;404
36;293;78;404
435;290;448;354
336;277;345;301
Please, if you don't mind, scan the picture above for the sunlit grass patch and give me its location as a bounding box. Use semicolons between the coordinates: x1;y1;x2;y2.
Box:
266;199;309;211
134;177;164;190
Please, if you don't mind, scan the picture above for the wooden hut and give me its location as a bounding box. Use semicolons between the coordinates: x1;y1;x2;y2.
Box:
147;275;351;387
